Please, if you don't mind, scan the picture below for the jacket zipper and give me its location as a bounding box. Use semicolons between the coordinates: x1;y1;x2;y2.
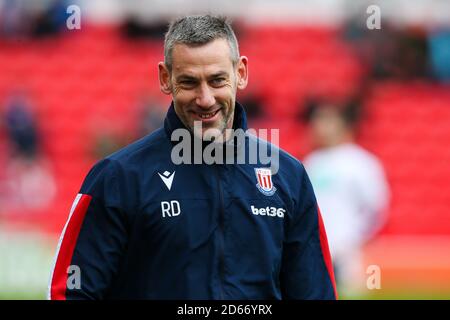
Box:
214;165;226;299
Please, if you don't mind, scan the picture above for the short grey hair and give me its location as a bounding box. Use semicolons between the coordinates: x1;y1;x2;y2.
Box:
164;15;240;72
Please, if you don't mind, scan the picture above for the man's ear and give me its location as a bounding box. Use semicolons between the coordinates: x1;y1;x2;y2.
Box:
158;62;172;95
236;56;249;90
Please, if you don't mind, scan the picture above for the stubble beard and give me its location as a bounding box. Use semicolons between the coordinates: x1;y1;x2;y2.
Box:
176;102;234;142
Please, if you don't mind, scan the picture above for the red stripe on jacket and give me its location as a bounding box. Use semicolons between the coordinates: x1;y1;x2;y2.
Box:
50;194;92;300
317;206;339;299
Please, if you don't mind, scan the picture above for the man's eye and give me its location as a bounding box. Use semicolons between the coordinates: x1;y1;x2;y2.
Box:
211;78;226;86
180;80;195;86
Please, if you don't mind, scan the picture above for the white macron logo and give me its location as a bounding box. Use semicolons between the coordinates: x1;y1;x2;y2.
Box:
158;171;175;190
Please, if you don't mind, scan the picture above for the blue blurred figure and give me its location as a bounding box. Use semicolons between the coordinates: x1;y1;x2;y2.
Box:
428;29;450;82
4;92;39;160
1;91;56;211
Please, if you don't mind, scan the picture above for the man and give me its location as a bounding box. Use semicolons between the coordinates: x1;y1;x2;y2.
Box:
303;101;389;296
48;15;337;300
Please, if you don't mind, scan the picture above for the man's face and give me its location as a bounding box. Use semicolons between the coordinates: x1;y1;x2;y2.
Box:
159;38;248;141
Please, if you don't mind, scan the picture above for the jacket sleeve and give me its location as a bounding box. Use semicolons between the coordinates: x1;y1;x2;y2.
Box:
48;159;129;300
280;164;338;300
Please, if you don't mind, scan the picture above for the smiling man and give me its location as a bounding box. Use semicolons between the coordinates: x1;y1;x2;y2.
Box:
48;15;337;300
159;18;248;142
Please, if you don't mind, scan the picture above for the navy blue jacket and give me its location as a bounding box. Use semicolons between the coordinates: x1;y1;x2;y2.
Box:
48;102;337;300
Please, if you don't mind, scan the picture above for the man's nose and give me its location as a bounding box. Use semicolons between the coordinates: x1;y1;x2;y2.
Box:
195;83;216;109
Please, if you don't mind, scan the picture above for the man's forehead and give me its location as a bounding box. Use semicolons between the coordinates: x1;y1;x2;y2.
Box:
171;39;234;75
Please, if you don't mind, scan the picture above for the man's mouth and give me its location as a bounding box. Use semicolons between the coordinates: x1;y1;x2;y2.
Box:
192;109;221;121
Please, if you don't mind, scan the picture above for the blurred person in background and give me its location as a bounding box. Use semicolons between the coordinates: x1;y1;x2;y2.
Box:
0;0;68;39
0;90;56;211
91;130;124;161
136;95;166;138
238;91;265;122
428;28;450;83
29;0;68;38
0;0;29;39
4;91;39;160
343;16;431;81
89;114;129;161
120;14;167;40
303;99;390;296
